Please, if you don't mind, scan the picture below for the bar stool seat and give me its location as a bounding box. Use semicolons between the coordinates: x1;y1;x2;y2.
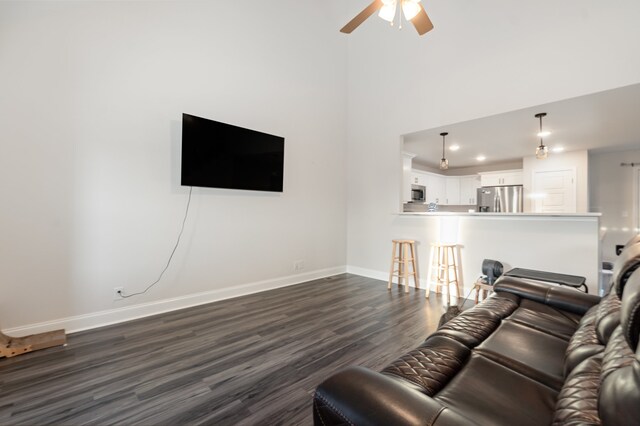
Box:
426;243;461;304
388;240;419;293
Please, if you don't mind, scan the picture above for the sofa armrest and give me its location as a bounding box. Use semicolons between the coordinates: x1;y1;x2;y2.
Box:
313;366;475;426
493;276;601;315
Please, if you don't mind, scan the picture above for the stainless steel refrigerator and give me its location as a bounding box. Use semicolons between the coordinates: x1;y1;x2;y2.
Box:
477;185;523;213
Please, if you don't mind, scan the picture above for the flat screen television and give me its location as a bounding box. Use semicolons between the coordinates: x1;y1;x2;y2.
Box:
181;113;285;192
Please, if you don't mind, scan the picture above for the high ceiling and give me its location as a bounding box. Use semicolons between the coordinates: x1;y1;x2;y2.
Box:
403;83;640;169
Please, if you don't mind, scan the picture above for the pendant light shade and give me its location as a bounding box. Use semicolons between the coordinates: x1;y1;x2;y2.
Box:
440;132;449;170
535;113;549;160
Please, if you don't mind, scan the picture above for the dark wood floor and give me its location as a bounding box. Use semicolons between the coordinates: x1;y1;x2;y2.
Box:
0;274;449;425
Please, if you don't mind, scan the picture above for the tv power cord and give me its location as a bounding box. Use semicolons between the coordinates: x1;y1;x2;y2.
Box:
117;186;193;299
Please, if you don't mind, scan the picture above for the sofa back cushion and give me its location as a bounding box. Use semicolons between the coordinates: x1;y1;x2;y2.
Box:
612;243;640;297
598;269;640;426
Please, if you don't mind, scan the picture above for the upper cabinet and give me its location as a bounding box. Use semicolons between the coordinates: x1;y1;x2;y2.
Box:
411;171;428;186
425;173;446;204
444;177;460;205
459;175;482;205
479;170;523;187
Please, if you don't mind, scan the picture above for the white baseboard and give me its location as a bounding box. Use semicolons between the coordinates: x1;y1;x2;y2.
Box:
3;265;347;336
346;265;475;297
346;265;425;288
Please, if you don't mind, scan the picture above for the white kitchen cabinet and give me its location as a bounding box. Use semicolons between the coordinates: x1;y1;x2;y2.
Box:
444;177;460;205
425;173;446;204
459;175;481;205
479;170;523;187
411;170;429;186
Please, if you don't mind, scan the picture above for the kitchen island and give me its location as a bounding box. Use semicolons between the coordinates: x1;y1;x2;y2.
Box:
389;212;602;295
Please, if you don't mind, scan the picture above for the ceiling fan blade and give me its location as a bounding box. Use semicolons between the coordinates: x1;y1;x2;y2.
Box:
411;3;434;35
340;0;384;34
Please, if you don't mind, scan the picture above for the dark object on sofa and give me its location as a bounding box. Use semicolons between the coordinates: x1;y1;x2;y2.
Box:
437;306;462;328
481;259;503;284
313;242;640;426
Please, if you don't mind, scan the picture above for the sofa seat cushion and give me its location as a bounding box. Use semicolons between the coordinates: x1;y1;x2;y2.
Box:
434;353;558;426
507;304;580;341
475;320;568;390
552;354;603;426
382;336;470;396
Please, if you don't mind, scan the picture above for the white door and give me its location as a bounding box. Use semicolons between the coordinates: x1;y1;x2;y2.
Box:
533;169;577;213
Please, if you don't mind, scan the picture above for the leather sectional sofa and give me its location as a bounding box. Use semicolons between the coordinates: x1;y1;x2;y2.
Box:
313;239;640;426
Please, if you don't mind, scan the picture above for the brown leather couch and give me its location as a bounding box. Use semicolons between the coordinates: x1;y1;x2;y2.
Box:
313;241;640;426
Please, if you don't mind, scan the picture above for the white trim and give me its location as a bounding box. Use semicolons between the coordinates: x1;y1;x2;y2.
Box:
346;265;474;296
2;266;347;336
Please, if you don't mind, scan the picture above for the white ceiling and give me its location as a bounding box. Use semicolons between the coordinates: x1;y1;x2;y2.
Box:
403;83;640;169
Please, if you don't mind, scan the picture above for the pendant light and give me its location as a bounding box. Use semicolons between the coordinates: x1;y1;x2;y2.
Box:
440;132;449;170
535;113;549;160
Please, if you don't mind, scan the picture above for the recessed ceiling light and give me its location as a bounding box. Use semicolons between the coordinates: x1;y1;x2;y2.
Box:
552;146;565;153
449;144;460;151
537;131;551;138
476;155;486;161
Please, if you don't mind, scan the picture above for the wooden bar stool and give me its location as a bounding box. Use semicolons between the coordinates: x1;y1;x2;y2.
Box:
388;240;419;293
426;243;461;303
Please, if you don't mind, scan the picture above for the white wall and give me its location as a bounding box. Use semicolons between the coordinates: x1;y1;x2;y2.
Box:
522;150;589;213
346;1;640;291
0;1;348;331
590;148;640;261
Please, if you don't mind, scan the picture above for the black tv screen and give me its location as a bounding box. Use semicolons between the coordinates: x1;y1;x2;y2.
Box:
181;114;285;192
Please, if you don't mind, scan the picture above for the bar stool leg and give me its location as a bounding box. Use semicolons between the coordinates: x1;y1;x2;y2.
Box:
426;245;434;299
436;245;444;295
409;242;419;289
388;241;396;290
451;246;461;302
403;243;410;293
443;246;450;306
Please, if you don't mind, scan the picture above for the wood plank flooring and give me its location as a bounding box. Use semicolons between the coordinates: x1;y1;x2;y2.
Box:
0;274;449;425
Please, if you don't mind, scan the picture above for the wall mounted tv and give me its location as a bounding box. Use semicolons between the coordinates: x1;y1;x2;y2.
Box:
181;113;285;192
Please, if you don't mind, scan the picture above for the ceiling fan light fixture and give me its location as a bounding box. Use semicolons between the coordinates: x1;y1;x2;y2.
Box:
402;0;421;20
378;2;397;23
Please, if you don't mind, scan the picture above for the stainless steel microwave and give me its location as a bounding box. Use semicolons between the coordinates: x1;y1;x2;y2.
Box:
411;184;426;203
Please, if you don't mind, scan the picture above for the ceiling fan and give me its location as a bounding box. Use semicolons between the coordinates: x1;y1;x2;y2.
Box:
340;0;434;36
